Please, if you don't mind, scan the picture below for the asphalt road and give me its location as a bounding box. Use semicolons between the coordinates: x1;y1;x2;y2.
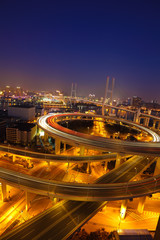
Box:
0;155;156;240
0;200;105;240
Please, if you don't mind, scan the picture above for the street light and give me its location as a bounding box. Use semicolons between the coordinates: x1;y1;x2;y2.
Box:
134;167;137;176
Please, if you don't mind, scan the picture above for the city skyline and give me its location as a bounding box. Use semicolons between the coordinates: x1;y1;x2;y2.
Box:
1;1;160;100
1;2;160;237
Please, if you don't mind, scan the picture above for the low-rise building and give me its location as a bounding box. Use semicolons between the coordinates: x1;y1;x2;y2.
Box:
6;123;37;145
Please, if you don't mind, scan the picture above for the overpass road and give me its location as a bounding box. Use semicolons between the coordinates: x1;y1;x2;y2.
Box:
0;145;118;163
0;155;155;240
1;112;160;239
0;156;158;201
38;113;160;156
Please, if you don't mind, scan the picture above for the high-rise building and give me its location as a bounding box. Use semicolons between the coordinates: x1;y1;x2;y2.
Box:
132;96;142;107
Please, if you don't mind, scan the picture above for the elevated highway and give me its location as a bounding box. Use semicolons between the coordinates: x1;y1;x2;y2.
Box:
140;113;160;121
0;155;157;240
38;113;160;156
0;156;158;202
0;145;117;163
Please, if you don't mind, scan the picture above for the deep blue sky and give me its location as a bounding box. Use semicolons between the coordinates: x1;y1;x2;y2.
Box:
0;0;160;100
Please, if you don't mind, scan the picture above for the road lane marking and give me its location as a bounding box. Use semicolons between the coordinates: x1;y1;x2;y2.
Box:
51;211;61;219
21;229;35;239
32;202;85;240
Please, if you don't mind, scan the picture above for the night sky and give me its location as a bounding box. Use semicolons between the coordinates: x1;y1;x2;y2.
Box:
1;0;160;100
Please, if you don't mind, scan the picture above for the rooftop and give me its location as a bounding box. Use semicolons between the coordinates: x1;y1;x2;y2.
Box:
8;105;34;108
8;122;36;131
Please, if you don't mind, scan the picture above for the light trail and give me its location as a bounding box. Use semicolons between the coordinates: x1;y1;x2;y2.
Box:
37;113;160;156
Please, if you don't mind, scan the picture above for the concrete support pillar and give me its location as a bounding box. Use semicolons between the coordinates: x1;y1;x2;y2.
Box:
27;159;32;168
154;158;160;176
13;155;16;162
119;110;122;119
25;191;31;212
153;120;156;129
63;143;66;152
120;199;128;219
136;117;140;124
80;146;85;156
147;118;150;127
55;138;61;155
144;118;149;127
44;132;48;142
86;162;90;174
115;153;122;168
47;161;51;170
1;181;7;202
137;196;146;213
105;161;108;171
134;109;141;124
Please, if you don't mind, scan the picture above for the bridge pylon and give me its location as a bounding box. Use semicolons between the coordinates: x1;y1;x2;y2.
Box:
70;83;77;107
71;83;77;98
102;76;115;116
